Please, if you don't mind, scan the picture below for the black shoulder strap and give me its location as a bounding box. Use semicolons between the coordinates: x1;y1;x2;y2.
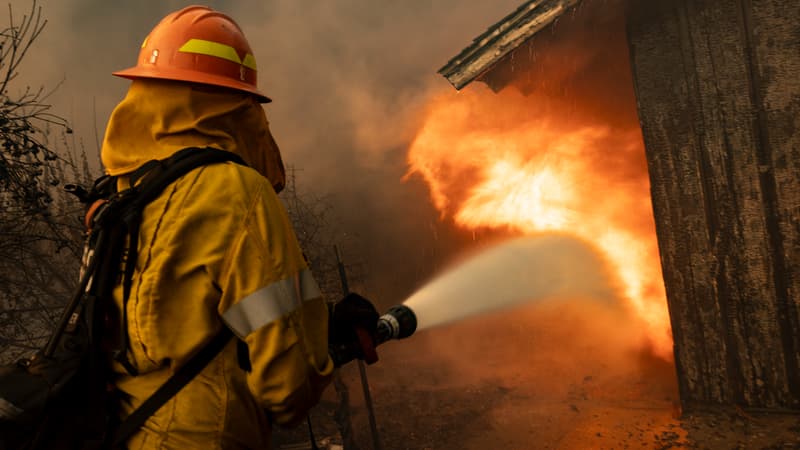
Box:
106;147;246;447
129;146;247;203
111;327;233;448
110;147;247;374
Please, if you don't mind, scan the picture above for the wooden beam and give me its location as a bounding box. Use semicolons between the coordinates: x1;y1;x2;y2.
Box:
438;0;582;90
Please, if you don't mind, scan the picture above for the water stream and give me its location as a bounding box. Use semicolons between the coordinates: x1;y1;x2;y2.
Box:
403;234;619;331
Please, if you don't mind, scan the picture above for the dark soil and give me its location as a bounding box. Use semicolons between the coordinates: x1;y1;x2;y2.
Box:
275;303;800;449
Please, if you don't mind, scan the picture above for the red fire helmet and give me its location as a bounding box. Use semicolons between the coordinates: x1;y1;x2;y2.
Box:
113;5;271;103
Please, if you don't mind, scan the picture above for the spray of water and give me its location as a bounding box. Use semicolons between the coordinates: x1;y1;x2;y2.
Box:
403;234;619;330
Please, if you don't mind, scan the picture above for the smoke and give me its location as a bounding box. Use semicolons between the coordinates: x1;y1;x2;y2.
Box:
393;233;674;402
10;0;675;351
9;0;529;306
11;2;683;445
371;256;678;447
397;294;676;399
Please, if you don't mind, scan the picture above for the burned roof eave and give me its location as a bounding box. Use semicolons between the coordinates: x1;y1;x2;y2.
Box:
438;0;583;90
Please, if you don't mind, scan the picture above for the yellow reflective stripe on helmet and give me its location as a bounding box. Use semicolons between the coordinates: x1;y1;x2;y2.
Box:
178;38;257;70
222;270;322;337
241;54;257;70
179;39;241;65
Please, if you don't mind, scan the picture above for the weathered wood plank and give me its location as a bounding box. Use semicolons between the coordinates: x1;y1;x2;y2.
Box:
628;0;800;409
685;0;790;407
746;0;800;404
628;0;729;406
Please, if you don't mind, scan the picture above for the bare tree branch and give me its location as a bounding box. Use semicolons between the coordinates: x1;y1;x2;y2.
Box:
0;0;87;362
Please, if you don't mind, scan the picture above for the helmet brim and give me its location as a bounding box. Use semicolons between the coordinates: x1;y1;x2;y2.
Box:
113;66;272;103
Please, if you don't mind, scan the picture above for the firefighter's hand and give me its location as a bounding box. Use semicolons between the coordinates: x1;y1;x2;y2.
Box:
328;293;379;366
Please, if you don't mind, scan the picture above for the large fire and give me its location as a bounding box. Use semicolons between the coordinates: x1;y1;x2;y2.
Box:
406;84;672;360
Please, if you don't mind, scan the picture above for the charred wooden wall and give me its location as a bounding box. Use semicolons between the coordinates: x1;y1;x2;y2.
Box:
626;0;800;409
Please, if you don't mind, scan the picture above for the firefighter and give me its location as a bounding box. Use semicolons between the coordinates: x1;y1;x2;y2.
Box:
101;6;334;448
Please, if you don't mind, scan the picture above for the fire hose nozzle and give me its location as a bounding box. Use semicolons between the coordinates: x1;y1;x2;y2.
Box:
329;304;417;367
376;304;417;344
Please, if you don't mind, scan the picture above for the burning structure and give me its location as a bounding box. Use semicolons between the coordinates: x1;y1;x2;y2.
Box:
419;0;800;412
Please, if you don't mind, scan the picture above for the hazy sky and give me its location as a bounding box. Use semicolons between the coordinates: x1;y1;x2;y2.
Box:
7;0;525;303
12;0;520;163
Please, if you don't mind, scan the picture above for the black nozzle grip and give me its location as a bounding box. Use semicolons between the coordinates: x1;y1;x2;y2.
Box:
376;305;417;344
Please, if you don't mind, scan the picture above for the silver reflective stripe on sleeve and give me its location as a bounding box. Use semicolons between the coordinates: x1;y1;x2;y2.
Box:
222;269;322;337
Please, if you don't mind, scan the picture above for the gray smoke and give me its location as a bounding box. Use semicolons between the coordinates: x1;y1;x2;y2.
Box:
11;0;524;304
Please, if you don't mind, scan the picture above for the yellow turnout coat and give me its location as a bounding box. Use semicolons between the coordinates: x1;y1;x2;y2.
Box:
100;79;333;449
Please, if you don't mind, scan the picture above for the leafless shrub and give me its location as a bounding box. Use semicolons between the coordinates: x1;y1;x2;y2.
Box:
281;165;365;302
0;0;88;363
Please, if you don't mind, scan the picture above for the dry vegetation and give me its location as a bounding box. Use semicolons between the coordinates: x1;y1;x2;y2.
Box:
0;0;89;363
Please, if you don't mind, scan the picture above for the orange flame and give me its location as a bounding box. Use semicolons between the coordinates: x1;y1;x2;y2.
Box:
407;85;672;359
